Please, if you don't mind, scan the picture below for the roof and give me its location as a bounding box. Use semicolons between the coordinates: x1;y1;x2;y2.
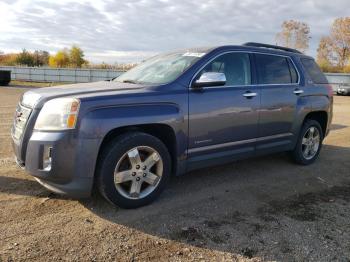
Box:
208;44;313;59
164;43;313;59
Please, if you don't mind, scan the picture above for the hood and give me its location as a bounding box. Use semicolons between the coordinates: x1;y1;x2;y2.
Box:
21;81;147;108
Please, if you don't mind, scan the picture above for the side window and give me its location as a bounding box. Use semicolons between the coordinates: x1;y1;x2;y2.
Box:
199;53;251;86
255;54;292;84
287;59;298;83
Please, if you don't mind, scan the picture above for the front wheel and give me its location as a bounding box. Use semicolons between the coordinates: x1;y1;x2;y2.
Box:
97;132;171;208
291;120;323;165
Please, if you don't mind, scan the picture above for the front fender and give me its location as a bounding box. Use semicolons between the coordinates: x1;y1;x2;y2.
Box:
75;102;187;178
79;103;183;139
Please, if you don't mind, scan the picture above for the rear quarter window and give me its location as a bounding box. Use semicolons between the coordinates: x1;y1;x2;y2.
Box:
301;58;328;84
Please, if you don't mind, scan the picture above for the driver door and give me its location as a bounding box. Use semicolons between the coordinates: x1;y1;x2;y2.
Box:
187;52;260;166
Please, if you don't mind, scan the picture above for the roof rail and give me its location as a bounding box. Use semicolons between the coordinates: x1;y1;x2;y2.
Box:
243;42;302;54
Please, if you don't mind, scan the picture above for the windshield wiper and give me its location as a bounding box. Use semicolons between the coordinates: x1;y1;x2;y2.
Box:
122;79;138;84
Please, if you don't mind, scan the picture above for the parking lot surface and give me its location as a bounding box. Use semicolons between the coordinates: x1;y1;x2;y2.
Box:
0;86;349;261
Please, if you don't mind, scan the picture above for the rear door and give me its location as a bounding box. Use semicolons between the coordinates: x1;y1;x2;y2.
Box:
254;53;301;152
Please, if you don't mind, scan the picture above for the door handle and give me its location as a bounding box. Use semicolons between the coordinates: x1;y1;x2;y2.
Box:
293;89;304;95
243;91;257;98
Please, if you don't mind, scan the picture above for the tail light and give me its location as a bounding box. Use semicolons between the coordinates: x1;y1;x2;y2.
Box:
326;84;333;97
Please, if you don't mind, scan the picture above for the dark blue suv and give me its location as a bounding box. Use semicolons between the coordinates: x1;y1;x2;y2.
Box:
12;43;333;208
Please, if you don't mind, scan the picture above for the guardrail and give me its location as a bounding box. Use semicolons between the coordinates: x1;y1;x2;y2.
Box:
0;66;125;83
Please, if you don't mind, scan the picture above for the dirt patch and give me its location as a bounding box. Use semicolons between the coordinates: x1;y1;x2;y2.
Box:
171;226;204;243
241;247;257;259
259;183;350;222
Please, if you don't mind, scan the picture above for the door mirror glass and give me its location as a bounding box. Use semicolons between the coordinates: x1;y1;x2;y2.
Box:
193;72;226;88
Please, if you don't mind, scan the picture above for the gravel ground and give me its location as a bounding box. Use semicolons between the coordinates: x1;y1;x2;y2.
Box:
0;85;349;261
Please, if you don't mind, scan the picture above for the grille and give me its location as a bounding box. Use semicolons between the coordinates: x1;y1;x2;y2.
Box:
12;103;32;141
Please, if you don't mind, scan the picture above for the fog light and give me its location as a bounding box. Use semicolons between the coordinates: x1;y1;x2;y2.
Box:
42;146;52;171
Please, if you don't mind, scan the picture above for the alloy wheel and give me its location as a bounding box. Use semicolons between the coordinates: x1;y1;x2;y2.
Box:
301;126;320;160
114;146;163;199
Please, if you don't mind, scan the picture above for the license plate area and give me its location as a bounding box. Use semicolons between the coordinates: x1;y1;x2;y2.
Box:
12;104;32;141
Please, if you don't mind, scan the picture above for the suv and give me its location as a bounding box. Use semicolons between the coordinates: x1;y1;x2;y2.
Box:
12;43;333;208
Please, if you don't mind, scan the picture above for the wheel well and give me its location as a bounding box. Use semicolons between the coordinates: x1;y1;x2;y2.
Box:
98;124;177;174
303;111;328;136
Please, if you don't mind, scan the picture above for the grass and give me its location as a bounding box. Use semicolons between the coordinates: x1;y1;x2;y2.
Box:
8;80;70;88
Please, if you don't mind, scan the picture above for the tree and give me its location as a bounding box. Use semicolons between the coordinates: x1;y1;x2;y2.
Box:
49;49;70;68
69;46;85;68
33;50;50;66
15;49;35;66
316;17;350;72
276;20;311;53
0;53;18;66
48;46;87;68
328;17;350;68
317;36;333;72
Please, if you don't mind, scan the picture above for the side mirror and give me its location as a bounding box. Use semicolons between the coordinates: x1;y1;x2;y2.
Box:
193;72;226;88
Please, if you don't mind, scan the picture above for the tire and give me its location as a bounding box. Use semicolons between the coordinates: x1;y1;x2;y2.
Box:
291;119;324;165
97;132;171;208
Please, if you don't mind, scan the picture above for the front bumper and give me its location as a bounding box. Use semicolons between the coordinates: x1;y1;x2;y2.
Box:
33;177;94;198
13;130;100;198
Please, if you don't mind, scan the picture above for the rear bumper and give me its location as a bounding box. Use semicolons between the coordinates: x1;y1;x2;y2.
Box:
12;130;100;198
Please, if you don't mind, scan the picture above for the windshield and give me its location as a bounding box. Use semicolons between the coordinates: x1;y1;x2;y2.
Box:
114;51;206;85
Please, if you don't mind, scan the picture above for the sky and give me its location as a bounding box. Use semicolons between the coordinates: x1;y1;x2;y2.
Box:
0;0;349;63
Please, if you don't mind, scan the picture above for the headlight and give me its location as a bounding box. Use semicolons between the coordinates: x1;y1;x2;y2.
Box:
34;98;80;131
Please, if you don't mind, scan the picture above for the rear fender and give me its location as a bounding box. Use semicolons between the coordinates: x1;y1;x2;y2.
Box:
291;96;313;146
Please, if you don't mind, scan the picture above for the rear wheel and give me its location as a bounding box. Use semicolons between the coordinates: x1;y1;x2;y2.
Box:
291;120;323;165
97;132;171;208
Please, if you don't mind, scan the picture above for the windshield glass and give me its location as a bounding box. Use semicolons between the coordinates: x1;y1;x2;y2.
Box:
114;51;206;85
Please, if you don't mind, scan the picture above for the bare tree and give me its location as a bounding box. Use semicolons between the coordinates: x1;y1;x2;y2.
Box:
33;50;50;67
316;17;350;72
317;36;333;71
328;17;350;68
276;20;311;53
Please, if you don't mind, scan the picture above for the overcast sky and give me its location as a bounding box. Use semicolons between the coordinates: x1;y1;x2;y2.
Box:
0;0;349;63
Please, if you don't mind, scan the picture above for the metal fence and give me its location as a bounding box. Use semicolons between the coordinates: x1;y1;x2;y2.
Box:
324;73;350;92
1;66;350;85
325;73;350;84
0;66;124;83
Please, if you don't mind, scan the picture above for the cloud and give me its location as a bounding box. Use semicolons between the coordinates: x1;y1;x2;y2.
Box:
0;0;349;62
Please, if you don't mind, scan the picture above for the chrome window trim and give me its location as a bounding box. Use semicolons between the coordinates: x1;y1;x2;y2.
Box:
189;51;301;89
